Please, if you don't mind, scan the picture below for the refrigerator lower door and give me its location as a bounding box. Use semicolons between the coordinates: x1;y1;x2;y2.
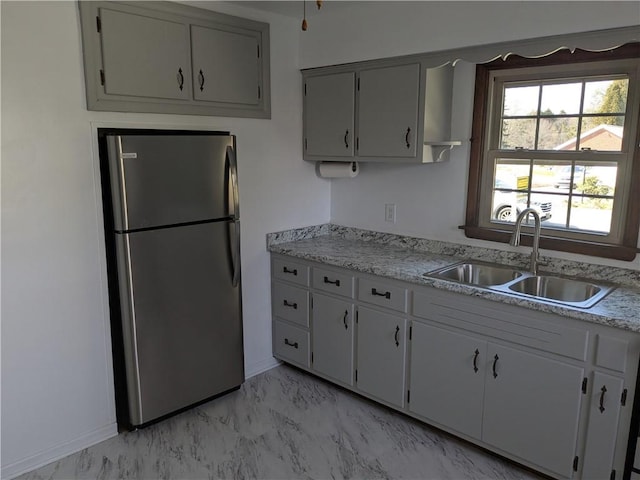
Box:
115;221;243;426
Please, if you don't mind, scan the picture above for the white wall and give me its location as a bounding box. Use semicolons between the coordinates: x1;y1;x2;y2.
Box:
0;2;329;478
300;1;640;270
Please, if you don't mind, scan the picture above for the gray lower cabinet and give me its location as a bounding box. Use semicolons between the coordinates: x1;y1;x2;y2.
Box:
409;322;486;439
356;307;407;408
303;72;355;158
312;294;354;386
581;371;625;479
78;1;270;118
269;254;639;480
483;344;584;479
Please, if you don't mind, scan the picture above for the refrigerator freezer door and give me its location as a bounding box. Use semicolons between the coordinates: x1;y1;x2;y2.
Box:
116;221;243;426
107;134;235;231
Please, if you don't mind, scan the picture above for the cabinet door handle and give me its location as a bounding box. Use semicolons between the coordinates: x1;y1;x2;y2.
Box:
283;300;298;309
284;338;299;349
599;385;607;413
343;310;348;330
473;349;480;373
492;354;499;378
394;326;400;347
198;69;205;91
283;267;298;275
344;130;349;149
177;67;184;91
405;127;411;149
324;276;341;287
371;288;391;299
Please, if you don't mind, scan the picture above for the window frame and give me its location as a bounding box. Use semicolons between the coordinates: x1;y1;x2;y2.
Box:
464;44;640;261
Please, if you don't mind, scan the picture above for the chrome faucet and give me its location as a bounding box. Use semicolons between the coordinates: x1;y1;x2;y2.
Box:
510;208;542;275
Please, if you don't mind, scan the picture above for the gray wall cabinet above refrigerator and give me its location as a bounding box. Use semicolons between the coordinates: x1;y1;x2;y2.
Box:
302;58;458;163
78;1;270;118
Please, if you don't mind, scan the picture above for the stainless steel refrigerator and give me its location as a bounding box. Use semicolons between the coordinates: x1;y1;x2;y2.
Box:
99;129;244;428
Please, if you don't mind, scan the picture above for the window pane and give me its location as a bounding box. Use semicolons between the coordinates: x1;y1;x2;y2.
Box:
575;165;617;196
529;192;553;222
540;82;582;115
569;197;613;233
579;117;624;151
501;119;536;149
552;164;586;190
538;117;579;150
531;162;561;189
584;79;628;114
503;85;539;116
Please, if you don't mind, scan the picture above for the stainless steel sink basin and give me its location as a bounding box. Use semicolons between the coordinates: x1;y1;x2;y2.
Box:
506;275;614;308
425;261;615;308
427;262;523;287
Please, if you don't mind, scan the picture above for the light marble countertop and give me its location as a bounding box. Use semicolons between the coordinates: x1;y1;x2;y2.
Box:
267;225;640;334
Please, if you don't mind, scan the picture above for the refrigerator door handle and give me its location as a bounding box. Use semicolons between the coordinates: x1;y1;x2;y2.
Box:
231;220;241;288
227;145;240;220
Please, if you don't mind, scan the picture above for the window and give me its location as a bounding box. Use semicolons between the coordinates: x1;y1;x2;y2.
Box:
464;44;640;260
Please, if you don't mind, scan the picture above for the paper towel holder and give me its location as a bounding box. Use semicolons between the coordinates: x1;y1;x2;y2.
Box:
316;161;359;178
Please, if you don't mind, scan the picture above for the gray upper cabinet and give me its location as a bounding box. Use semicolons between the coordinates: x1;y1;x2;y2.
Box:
100;7;190;100
78;1;270;118
302;60;456;163
191;25;261;106
357;64;420;158
303;72;355;158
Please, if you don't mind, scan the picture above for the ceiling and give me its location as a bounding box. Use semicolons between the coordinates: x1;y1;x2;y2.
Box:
237;1;351;19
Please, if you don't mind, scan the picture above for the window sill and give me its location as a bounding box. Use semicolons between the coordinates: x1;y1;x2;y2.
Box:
461;225;639;261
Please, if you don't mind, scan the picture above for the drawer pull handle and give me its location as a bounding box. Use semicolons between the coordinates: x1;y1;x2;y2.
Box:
283;267;298;275
343;310;348;330
344;130;349;149
284;338;299;349
599;385;607;413
473;349;480;373
394;326;400;347
283;300;298;309
324;276;341;287
405;127;411;149
492;354;499;378
371;288;391;299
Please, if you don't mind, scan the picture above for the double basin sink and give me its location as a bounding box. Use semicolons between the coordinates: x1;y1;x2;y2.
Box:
425;261;615;308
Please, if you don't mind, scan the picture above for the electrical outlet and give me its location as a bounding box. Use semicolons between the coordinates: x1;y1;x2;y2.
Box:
385;203;396;223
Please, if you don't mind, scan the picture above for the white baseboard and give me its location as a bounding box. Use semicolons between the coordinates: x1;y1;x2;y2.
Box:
2;423;117;480
245;357;280;379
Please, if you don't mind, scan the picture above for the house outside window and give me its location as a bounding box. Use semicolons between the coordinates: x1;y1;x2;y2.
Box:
464;44;640;261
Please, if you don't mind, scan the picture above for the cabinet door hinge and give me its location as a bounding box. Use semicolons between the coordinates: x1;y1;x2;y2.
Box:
304;138;308;151
99;69;105;86
610;469;616;480
257;44;260;58
573;456;579;472
582;377;588;394
355;369;358;382
96;16;101;33
621;388;628;406
407;390;410;404
311;352;314;364
409;325;412;340
356;137;359;151
357;77;360;91
304;83;307;96
310;295;313;309
356;310;359;324
258;85;261;99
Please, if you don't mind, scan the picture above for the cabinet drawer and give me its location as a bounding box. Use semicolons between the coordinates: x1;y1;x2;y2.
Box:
273;320;310;368
313;268;354;298
272;257;310;286
595;334;628;373
272;282;309;327
358;278;407;312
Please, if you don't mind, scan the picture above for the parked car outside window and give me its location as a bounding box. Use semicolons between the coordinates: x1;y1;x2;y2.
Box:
492;178;553;222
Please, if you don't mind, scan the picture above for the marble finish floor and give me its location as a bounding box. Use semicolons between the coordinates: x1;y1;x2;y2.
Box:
19;365;543;479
